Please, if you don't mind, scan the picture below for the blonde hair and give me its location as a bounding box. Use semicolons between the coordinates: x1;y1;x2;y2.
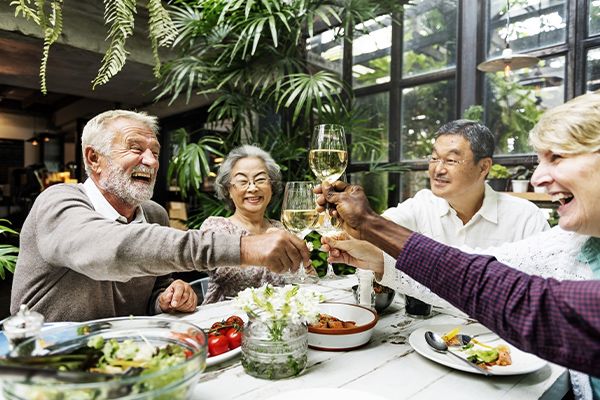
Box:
81;110;159;176
529;91;600;154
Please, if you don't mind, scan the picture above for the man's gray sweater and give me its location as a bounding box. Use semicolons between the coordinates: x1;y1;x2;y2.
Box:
10;183;240;322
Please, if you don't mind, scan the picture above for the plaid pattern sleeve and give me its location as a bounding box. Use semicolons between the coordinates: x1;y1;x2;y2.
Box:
396;233;600;377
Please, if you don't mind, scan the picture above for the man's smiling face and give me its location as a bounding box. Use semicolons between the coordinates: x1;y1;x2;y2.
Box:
98;117;160;206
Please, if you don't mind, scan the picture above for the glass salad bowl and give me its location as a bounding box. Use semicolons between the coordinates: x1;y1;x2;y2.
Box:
2;316;207;400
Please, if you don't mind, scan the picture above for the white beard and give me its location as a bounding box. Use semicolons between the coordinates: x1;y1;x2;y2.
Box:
99;160;156;207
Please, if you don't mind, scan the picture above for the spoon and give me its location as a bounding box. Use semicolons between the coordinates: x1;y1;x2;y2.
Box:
424;331;492;376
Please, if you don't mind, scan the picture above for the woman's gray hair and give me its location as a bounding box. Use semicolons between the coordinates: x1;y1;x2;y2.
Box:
81;110;159;177
214;145;282;210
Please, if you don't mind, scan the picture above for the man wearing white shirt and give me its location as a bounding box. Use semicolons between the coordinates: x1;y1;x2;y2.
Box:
379;120;549;307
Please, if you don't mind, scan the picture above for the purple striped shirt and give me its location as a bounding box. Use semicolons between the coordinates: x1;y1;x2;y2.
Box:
396;233;600;377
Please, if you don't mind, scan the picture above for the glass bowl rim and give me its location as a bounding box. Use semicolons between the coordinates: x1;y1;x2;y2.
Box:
7;316;207;388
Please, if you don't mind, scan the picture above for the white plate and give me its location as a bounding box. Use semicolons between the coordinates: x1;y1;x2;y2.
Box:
264;388;388;400
206;345;241;367
409;324;547;376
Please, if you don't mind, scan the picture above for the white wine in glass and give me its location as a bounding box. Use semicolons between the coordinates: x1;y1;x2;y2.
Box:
310;124;348;237
281;181;320;284
309;124;348;184
308;149;348;184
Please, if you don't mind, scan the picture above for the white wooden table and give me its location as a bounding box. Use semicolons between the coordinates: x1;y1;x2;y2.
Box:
167;276;568;400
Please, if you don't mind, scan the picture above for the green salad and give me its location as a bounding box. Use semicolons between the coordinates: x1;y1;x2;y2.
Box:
3;335;197;400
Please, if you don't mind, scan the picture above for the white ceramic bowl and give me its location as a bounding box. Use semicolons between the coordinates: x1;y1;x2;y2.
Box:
307;302;378;351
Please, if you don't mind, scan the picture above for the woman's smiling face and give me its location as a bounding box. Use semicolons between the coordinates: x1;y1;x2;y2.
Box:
531;150;600;236
228;157;272;215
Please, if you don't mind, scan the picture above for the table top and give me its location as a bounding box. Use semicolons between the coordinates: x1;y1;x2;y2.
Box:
168;276;568;400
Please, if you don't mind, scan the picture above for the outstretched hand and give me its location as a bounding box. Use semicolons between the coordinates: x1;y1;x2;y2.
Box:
321;234;384;276
241;228;310;274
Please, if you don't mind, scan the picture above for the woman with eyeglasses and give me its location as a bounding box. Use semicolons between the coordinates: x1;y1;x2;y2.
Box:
199;145;286;303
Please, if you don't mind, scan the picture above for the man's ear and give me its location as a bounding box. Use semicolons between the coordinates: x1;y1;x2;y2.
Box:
480;157;492;178
84;146;102;174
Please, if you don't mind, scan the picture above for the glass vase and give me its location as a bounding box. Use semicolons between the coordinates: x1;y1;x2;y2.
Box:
241;317;308;380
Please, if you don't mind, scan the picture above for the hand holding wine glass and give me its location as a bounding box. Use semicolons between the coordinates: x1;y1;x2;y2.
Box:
281;181;320;284
310;124;348;278
310;124;348;235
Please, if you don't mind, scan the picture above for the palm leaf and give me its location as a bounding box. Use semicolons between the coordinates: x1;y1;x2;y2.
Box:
168;129;224;198
277;71;344;124
0;219;19;279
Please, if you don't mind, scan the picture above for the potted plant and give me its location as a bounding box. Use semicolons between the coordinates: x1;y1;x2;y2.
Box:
234;284;323;379
510;166;531;193
487;164;511;192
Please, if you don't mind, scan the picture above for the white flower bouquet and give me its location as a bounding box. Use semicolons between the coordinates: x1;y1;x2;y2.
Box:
234;284;324;341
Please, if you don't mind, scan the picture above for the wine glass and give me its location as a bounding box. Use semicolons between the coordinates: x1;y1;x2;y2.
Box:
310;124;348;279
281;181;320;284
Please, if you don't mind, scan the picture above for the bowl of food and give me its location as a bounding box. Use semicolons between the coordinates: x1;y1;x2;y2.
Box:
351;282;396;314
2;317;207;400
307;302;377;351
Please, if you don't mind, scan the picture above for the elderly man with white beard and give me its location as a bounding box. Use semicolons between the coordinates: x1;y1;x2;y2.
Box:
10;110;309;322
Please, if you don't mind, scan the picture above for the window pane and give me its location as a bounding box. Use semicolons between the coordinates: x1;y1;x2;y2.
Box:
352;92;390;163
306;29;343;76
484;56;565;155
352;15;392;88
403;0;458;77
591;0;600;36
400;80;456;160
587;47;600;91
487;0;567;58
400;170;430;201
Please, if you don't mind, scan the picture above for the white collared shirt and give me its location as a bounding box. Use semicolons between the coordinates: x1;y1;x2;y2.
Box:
83;179;146;224
381;183;549;248
378;184;550;303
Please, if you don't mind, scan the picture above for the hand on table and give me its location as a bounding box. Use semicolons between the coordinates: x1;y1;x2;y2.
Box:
314;181;378;240
321;234;384;276
159;279;198;313
241;228;310;274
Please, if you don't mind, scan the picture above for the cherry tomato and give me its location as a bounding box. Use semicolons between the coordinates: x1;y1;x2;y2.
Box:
210;321;227;334
226;315;244;329
225;327;242;349
208;334;229;357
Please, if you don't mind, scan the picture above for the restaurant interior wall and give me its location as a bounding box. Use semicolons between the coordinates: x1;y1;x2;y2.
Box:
314;0;600;206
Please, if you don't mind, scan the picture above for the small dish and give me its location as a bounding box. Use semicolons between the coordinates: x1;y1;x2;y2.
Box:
351;283;395;313
308;302;377;351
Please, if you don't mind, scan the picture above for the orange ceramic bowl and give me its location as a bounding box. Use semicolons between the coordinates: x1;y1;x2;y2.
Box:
307;302;378;351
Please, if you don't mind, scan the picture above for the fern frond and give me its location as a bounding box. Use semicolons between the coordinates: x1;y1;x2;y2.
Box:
38;0;63;94
92;0;136;89
11;0;40;24
147;0;177;78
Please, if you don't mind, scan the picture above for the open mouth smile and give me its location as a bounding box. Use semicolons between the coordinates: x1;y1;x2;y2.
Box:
551;192;574;206
131;172;152;183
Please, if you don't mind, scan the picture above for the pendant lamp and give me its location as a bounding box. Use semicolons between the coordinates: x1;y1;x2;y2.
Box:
477;0;539;77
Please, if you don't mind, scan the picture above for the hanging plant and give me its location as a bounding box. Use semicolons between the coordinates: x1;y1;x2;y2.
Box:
10;0;177;94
